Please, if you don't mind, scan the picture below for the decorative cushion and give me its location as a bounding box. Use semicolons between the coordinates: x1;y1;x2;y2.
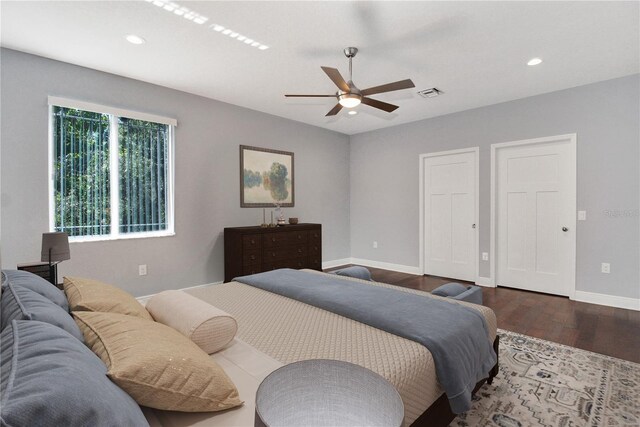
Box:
431;282;469;297
64;276;152;320
146;290;238;354
0;320;148;427
331;266;373;281
2;269;69;311
73;311;243;412
0;282;84;341
432;283;483;305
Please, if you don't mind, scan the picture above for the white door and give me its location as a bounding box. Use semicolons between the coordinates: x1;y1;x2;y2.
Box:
423;150;477;282
495;135;576;296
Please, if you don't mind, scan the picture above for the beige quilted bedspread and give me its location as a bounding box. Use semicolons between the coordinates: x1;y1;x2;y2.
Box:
184;271;497;425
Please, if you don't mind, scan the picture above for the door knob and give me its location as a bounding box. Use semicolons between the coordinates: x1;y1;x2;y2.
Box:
562;227;568;232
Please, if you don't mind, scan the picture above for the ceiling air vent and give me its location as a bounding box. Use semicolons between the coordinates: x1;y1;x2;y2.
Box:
418;88;443;98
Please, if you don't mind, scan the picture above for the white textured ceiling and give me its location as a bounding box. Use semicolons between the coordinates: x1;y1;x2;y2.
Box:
1;1;638;135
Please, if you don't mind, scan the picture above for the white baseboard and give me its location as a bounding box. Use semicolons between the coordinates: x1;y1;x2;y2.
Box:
572;290;640;311
136;280;223;305
322;258;352;269
475;276;496;287
350;258;422;275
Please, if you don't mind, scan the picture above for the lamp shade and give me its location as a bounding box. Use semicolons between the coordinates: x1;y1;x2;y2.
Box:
41;232;70;263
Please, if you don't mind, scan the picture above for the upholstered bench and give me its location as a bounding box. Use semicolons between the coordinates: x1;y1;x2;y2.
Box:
431;283;483;305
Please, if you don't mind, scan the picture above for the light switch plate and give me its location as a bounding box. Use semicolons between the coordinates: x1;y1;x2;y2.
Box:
601;263;610;274
138;264;147;276
578;211;587;221
482;252;489;261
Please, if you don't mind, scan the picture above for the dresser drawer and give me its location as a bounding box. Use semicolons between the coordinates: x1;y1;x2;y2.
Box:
263;245;307;262
309;257;321;270
263;231;308;248
309;243;321;255
263;258;308;271
309;230;321;244
242;264;263;276
243;250;261;265
243;234;262;249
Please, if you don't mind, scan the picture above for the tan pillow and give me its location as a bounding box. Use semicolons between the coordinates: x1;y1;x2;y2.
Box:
146;290;238;354
73;311;243;412
64;276;152;321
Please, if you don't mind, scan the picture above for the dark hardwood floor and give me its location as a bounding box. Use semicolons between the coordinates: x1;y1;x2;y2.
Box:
325;265;640;363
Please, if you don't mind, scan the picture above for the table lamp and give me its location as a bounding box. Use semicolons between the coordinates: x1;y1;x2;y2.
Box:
41;232;70;285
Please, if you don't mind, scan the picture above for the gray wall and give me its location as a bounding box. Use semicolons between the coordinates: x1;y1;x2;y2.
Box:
0;48;350;296
350;74;639;299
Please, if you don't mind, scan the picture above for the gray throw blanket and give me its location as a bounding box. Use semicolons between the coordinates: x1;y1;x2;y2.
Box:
235;269;497;414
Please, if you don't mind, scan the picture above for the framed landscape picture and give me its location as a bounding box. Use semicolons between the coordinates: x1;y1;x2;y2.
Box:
240;145;294;207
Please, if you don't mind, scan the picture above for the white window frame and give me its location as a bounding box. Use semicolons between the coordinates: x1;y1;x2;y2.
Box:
48;97;176;242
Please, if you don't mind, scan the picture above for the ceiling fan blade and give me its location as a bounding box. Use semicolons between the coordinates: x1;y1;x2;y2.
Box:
361;97;399;113
285;94;337;97
321;67;350;92
361;79;415;96
325;103;343;116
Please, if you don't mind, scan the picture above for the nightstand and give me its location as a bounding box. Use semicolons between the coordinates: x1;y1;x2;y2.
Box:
17;262;61;289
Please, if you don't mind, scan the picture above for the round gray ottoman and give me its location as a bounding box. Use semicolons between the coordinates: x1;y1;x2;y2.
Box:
255;359;404;427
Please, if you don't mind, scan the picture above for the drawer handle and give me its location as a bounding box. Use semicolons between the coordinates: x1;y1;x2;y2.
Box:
314;246;318;250
298;235;302;239
250;239;255;244
298;249;302;253
272;252;276;257
251;255;255;260
272;237;276;242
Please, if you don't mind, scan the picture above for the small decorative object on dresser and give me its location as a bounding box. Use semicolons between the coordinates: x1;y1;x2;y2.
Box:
288;217;298;225
224;224;321;282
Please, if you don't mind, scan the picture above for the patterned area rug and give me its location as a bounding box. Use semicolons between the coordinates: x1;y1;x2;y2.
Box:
452;329;640;426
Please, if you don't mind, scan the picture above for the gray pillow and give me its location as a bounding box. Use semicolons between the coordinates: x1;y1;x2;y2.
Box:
0;282;83;342
0;320;149;427
331;266;373;281
1;269;69;312
431;282;469;297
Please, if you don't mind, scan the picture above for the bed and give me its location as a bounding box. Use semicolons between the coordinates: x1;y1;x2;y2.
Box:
144;270;498;427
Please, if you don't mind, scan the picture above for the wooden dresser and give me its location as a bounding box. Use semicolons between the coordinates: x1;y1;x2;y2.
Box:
224;224;322;282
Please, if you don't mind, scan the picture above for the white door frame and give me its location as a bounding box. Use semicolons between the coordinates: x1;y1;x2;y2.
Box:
490;133;577;297
419;147;479;281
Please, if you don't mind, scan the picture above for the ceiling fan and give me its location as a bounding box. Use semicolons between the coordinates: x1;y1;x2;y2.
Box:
285;47;415;117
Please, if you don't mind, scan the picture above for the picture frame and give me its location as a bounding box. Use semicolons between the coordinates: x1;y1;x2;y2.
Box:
240;145;295;207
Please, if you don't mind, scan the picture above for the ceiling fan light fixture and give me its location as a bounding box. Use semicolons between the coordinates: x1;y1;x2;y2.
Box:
338;93;361;108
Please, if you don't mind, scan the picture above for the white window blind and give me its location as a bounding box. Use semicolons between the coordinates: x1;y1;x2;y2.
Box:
49;99;175;241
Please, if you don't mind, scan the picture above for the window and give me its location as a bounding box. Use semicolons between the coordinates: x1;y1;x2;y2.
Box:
49;97;175;240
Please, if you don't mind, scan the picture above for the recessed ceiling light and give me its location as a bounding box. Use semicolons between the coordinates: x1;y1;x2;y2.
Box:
146;0;208;25
348;110;358;115
209;25;270;51
125;34;146;45
527;57;543;66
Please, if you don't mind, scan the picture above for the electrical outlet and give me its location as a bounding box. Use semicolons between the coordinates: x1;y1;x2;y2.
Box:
578;211;587;221
601;263;610;274
373;241;378;249
138;264;147;276
482;252;489;261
